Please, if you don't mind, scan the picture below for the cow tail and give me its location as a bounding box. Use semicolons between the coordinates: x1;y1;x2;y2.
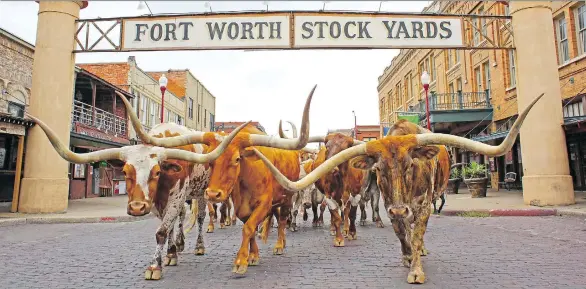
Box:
260;214;272;244
185;199;198;234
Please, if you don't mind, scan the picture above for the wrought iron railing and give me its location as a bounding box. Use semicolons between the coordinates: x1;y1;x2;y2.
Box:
71;100;127;137
410;90;492;113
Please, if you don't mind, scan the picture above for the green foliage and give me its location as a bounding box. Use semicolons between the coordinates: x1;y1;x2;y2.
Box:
450;168;461;179
462;162;487;179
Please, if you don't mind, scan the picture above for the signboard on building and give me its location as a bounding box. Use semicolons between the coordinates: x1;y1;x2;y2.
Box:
74;123;130;145
397;113;420;124
121;12;464;51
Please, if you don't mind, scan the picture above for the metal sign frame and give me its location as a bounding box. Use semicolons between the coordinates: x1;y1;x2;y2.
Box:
74;10;514;53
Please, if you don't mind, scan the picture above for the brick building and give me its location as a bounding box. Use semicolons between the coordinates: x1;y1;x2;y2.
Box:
148;70;216;132
214;121;266;133
78;56;186;142
0;27;35;205
355;125;380;142
378;1;586;191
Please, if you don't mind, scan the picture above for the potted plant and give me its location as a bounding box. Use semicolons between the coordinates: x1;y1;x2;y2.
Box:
462;162;489;198
446;168;462;194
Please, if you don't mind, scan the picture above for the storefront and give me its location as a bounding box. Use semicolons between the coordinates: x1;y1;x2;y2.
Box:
0;115;34;207
564;116;586;191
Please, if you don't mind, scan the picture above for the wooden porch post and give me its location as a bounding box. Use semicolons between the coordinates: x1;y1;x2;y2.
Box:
91;79;96;126
10;135;25;213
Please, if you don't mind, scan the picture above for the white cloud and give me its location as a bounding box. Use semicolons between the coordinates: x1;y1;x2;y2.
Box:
0;1;430;139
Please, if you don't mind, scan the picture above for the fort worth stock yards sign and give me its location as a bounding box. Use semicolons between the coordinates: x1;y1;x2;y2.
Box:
121;12;464;50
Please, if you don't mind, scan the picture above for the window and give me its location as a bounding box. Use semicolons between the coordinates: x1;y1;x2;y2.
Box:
563;100;584;117
447;50;453;68
407;73;413;101
177;115;183;125
483;61;491;92
188;98;194;119
8;102;24;118
204;109;207;127
473;7;486;46
557;15;570;64
575;5;586;56
73;163;86;178
396;83;402;108
140;97;148;124
210;113;215;131
456;78;462;92
454;50;460;63
449;83;455;95
431;54;437;82
150;102;156;127
474;67;482;92
197;104;201;123
508;50;516;87
425;58;431;80
166;108;170;123
504;3;510;16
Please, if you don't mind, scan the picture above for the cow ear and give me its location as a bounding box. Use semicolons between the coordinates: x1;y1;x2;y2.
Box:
241;148;259;161
349;155;377;170
411;146;440;160
160;161;183;174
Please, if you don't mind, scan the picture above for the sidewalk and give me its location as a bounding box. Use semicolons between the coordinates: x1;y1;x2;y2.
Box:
1;189;585;227
0;195;153;227
440;189;586;217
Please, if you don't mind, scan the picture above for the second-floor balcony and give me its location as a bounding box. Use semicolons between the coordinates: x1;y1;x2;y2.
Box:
407;90;493;131
71;100;127;137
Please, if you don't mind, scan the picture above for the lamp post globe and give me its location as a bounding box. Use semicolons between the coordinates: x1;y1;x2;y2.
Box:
159;74;168;123
421;71;431;130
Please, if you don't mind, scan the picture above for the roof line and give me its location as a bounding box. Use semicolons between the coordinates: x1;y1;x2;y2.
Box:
0;26;34;50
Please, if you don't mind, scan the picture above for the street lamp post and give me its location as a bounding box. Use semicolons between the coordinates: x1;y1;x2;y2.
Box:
352;110;357;139
421;71;431;131
159;74;168;123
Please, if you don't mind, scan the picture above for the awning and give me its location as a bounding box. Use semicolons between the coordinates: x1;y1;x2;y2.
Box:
563;116;586;127
471;130;510;142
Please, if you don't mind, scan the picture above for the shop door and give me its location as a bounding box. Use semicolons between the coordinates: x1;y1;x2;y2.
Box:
92;167;100;195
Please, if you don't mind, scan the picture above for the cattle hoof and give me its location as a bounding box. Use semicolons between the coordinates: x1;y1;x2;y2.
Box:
176;243;185;253
289;224;298;232
342;229;349;237
376;221;385;228
145;266;162;280
232;264;248;275
333;238;345;247
312;222;318;227
407;270;426;284
317;221;324;227
421;247;429;256
232;216;238;224
247;255;260;266
164;254;178;266
303;214;308;222
225;219;232;226
273;247;284;255
220;223;226;229
347;232;357;240
207;225;214;233
330;230;336;236
194;247;205;255
359;220;367;226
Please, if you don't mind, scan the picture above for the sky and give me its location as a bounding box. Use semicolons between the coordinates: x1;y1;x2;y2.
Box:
0;1;431;139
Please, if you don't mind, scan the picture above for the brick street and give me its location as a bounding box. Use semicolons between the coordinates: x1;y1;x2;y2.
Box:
1;211;585;289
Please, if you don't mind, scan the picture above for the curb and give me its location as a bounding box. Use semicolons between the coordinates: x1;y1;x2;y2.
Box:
440;208;558;217
556;210;586;217
0;214;155;227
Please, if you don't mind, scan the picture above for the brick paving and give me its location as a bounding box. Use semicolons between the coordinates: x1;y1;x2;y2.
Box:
1;211;585;289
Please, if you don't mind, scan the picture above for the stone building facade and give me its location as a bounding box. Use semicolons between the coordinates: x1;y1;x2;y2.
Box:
378;1;586;191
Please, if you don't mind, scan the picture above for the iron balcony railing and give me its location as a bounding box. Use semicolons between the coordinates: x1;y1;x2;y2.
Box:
71;100;128;137
408;89;492;114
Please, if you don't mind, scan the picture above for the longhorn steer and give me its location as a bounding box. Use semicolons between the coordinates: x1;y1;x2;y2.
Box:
28;92;247;281
124;85;318;275
253;93;543;284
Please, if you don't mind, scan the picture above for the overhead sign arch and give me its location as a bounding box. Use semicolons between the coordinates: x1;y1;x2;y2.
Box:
74;11;514;52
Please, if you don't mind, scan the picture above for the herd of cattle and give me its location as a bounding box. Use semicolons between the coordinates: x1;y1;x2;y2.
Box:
27;86;543;284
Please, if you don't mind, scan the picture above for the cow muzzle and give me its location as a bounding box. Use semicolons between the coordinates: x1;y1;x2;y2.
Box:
127;201;150;216
388;205;412;220
205;188;225;202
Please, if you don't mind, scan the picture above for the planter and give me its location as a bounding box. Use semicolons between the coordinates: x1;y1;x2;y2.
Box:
464;177;488;198
446;178;461;194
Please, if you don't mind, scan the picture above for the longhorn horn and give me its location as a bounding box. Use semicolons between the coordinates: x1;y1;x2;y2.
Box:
277;120;298;139
252;144;368;191
414;93;544;157
116;91;151;144
247;85;316;150
162;121;251;163
117;91;210;147
26;113;123;163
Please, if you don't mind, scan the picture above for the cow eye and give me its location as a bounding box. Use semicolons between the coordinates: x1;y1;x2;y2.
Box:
155;171;160;177
235;157;241;163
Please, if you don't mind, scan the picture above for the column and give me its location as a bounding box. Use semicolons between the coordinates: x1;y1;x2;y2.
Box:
510;1;575;206
19;1;88;213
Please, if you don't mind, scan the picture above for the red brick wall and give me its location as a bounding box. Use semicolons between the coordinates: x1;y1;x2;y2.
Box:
148;71;186;98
